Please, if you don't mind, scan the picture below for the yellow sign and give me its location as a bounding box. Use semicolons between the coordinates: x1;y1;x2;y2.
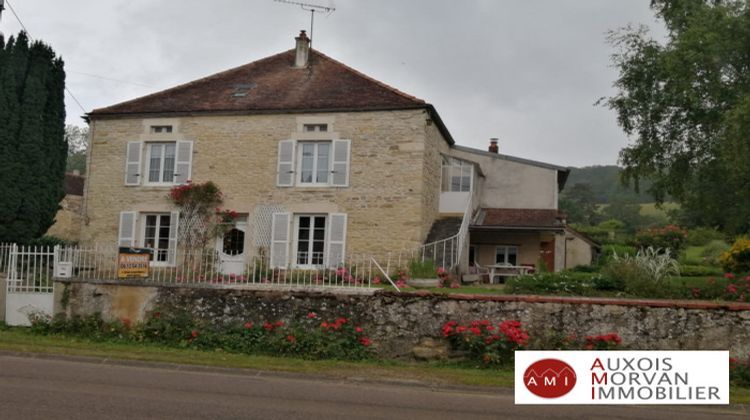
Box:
117;247;152;279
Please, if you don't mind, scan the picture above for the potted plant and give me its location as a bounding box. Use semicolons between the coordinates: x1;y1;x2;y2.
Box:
406;259;440;288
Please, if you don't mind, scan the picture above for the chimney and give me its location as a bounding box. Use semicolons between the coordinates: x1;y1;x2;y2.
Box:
294;30;310;68
488;138;499;154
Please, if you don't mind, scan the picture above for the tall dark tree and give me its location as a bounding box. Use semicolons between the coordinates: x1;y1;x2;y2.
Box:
0;32;67;242
601;0;750;234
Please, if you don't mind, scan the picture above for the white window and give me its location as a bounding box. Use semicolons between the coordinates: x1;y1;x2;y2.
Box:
294;215;327;266
276;139;350;188
146;142;176;184
150;125;173;134
297;142;331;185
441;157;472;192
269;212;347;268
304;123;328;132
495;245;518;266
143;213;173;264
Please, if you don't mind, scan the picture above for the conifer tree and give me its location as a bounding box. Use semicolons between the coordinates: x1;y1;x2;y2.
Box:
0;32;67;242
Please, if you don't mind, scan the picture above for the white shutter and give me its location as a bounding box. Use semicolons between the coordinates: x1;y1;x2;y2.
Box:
124;142;142;185
167;211;179;265
174;141;193;184
326;213;347;267
118;211;136;247
270;212;291;268
331;139;350;187
276;140;295;187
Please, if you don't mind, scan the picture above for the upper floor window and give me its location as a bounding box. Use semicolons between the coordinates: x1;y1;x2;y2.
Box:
277;138;349;188
147;142;176;184
125;140;193;186
442;157;472;192
298;141;330;185
150;125;173;134
303;123;328;132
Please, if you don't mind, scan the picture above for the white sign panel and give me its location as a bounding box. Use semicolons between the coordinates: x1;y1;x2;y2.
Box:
515;351;728;405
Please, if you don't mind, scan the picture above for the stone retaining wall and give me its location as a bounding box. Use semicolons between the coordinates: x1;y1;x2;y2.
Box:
56;280;750;358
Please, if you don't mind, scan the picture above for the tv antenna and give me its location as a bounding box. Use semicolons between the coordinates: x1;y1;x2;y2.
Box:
274;0;335;50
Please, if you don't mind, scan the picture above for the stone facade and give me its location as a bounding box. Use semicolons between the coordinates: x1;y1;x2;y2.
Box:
58;280;750;359
46;195;83;242
82;109;449;258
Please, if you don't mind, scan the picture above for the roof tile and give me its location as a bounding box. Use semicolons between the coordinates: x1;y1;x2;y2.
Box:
89;49;425;117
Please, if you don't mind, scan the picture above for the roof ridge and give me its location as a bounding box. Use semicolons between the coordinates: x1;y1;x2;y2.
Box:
89;49;296;115
311;49;425;104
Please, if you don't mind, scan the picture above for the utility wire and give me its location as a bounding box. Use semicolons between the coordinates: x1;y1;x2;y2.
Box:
68;70;154;88
6;0;87;114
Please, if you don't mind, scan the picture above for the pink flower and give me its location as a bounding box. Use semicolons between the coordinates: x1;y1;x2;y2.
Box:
243;322;253;329
307;312;317;319
724;273;736;280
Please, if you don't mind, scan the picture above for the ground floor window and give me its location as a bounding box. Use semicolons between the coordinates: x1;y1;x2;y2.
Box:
495;245;518;266
295;215;326;266
143;214;172;263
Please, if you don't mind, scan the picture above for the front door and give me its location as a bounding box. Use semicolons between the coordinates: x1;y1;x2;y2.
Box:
540;241;555;272
218;221;247;275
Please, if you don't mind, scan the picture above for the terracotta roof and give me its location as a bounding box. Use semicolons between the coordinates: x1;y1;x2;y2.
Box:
89;49;426;117
476;208;565;228
64;173;84;196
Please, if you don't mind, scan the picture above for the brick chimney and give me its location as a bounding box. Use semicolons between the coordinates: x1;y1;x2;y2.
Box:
488;138;499;154
294;30;310;68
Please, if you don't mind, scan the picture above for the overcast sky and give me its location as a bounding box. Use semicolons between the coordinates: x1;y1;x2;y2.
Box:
0;0;665;167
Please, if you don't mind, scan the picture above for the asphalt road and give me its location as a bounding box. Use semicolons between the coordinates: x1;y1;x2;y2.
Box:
0;354;747;420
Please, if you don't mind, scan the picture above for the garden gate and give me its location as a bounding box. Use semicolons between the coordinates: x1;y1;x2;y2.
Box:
3;244;56;326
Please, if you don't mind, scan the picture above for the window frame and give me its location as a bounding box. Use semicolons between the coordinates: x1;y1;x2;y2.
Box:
441;156;473;193
292;214;327;268
495;245;519;266
296;140;333;187
141;212;174;267
144;142;178;186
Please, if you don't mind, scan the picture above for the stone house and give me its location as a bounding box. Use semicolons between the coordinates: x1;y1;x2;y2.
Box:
80;31;597;276
46;171;85;243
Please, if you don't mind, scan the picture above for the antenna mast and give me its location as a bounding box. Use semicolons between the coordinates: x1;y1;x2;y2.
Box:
274;0;335;50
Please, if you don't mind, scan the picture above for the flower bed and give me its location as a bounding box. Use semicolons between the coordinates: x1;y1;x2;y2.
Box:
29;311;373;361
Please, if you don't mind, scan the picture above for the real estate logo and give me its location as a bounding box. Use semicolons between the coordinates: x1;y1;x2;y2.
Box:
523;359;577;398
515;351;729;405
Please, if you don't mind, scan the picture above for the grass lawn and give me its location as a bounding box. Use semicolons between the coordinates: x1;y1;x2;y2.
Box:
0;327;512;388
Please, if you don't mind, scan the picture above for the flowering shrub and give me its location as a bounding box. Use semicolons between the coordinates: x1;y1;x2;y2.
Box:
584;333;622;350
30;310;374;361
442;319;529;366
730;357;750;387
688;274;750;302
633;224;688;253
719;237;750;274
528;331;623;351
168;181;222;209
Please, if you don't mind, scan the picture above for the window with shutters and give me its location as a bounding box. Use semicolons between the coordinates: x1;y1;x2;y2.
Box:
294;215;326;266
297;141;331;185
146;142;177;184
142;213;173;264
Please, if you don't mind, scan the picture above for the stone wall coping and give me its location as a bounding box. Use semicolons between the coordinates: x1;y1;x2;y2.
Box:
384;291;750;311
54;279;750;311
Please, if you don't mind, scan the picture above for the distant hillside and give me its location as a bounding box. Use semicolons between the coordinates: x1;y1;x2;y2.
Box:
563;165;656;204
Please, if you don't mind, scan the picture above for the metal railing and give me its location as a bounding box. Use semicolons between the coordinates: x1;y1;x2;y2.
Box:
44;244;382;290
372;197;474;274
4;244;55;293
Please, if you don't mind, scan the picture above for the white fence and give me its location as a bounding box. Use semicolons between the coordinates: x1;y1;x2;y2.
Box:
57;246;384;289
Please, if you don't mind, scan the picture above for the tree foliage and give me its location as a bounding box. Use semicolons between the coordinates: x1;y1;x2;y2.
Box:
0;32;67;242
65;125;88;174
601;0;750;234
